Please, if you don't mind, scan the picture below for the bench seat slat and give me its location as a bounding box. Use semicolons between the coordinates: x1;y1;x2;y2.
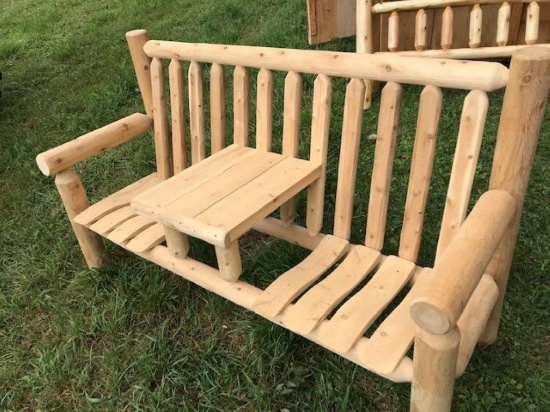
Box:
89;206;136;235
359;268;433;375
73;173;160;226
252;235;350;318
125;223;166;253
320;256;416;353
281;245;381;334
107;215;156;244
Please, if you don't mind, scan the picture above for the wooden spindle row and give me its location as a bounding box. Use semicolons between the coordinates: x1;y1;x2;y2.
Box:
399;2;541;53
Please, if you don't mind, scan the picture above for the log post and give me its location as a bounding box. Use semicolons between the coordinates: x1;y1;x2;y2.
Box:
481;47;550;343
55;169;104;268
410;327;460;412
126;29;153;116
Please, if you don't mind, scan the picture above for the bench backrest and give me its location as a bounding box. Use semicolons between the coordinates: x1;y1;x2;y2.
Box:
125;30;550;271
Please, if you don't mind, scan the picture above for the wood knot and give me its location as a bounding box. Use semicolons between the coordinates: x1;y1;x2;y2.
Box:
522;74;532;84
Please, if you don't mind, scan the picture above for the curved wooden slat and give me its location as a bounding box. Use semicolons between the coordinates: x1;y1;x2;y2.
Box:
469;4;483;49
107;215;156;244
210;63;226;154
320;256;416;353
415;9;428;51
281;245;381;334
233;66;250;146
497;2;511;47
441;6;454;50
252;235;349;318
126;223;166;253
89;206;136;235
73;173;160;226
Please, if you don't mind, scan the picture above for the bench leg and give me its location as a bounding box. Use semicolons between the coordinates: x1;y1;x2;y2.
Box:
55;169;104;269
215;241;242;283
164;226;190;259
410;327;460;412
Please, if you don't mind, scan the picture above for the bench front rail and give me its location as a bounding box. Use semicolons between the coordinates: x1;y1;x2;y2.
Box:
36;30;550;412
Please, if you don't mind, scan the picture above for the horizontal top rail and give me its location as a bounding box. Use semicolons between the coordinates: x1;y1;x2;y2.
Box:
373;0;540;14
144;40;509;91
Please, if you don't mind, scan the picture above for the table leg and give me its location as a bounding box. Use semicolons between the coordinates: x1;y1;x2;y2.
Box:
215;241;242;283
164;226;190;259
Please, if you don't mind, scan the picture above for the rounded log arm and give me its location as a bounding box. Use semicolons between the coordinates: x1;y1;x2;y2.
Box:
410;190;516;335
36;113;152;176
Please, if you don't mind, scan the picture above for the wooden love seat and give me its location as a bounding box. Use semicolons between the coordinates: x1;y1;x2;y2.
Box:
35;30;550;411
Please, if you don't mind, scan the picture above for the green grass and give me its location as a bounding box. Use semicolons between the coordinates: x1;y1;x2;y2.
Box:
1;0;549;410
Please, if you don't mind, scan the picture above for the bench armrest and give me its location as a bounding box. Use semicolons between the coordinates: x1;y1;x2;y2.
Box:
36;113;152;176
410;190;516;334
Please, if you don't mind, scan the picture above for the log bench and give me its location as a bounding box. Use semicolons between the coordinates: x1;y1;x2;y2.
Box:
36;29;550;411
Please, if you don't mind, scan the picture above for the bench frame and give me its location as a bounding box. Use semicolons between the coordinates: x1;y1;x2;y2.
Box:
36;30;550;411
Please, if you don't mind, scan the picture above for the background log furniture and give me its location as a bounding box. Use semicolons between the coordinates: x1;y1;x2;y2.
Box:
36;30;550;411
308;0;550;106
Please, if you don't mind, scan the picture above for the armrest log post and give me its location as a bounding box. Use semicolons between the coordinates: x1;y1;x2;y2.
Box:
126;30;154;116
481;46;550;344
410;327;460;412
55;169;104;268
410;190;516;335
36;113;152;176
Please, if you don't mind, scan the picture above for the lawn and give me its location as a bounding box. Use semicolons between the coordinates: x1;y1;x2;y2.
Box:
1;0;549;410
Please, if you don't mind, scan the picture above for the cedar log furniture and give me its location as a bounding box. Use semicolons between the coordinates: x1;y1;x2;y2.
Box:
36;30;550;411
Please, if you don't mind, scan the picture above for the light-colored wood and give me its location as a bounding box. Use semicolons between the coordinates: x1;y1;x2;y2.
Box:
188;61;206;164
395;43;550;58
89;206;135;235
306;0;358;45
388;11;400;51
210;63;226;154
410;327;460;412
74;173;160;226
233;66;249;146
358;268;431;374
126;223;166;253
497;2;511;46
469;4;483;48
169;59;187;173
161;151;285;218
410;190;516;335
129;244;413;383
436;90;488;263
307;75;332;236
126;30;153;116
252;235;350;318
280;71;303;224
282;246;381;334
399;85;442;263
415;9;428;51
107;215;155;244
525;1;540;45
144;40;510;92
256;68;274;151
321;256;416;353
482;47;550;343
187;157;322;246
441;6;454;50
334;79;365;239
132;145;254;212
215;241;242;282
55;169;104;268
36;113;152;176
456;274;499;376
365;82;402;250
372;0;533;14
164;226;190;259
151;57;172;179
357;0;374;107
253;217;324;251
